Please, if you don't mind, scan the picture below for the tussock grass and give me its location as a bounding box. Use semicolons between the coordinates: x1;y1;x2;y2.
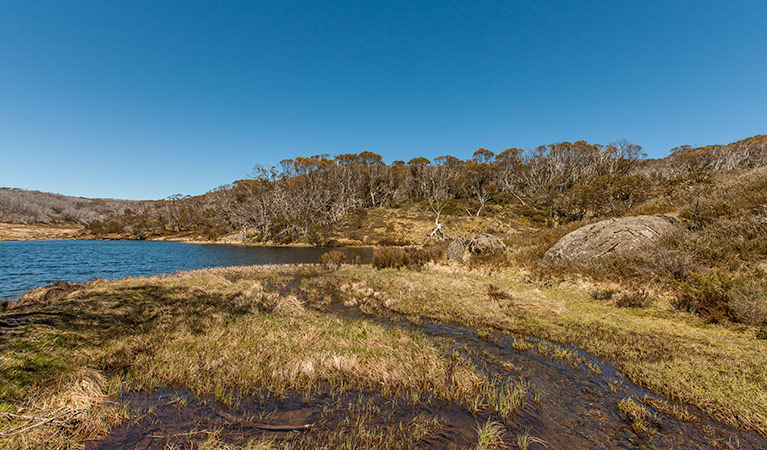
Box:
475;419;505;450
1;265;526;448
642;395;695;423
618;396;655;434
0;222;81;241
516;427;547;450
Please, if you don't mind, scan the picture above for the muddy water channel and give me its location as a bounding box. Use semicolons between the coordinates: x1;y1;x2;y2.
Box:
90;276;767;449
416;323;762;449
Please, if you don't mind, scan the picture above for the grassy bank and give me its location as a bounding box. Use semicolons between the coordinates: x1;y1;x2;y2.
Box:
1;262;766;448
1;266;526;449
0;223;81;241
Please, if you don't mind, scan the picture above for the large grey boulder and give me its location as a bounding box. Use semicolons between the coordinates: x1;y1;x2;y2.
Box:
543;215;677;264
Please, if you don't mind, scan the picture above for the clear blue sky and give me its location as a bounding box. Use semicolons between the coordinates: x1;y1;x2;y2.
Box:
1;1;765;200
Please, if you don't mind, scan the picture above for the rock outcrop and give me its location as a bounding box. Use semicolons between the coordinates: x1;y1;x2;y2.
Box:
469;233;507;254
447;233;506;262
542;215;677;264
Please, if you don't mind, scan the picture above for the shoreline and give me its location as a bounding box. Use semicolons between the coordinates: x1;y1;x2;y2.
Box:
0;223;374;248
0;234;375;249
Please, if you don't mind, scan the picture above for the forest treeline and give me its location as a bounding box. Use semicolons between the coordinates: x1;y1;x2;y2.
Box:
5;134;766;242
85;134;767;242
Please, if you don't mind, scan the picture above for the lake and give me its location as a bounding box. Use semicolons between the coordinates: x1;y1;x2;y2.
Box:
0;240;372;300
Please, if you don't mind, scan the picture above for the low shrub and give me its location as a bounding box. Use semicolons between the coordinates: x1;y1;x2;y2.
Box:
320;250;346;270
590;288;616;301
671;271;767;325
729;279;767;326
615;289;652;308
468;249;511;271
372;245;441;270
672;271;734;323
487;284;511;302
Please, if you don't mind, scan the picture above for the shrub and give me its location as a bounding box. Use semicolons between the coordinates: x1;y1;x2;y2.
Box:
555;174;652;221
729;279;767;326
372;246;437;270
615;289;652;308
320;250;346;270
373;246;403;269
590;288;616;301
420;241;448;263
672;271;734;323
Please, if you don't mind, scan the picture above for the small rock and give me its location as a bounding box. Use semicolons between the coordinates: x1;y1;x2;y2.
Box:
489;220;500;228
447;238;470;262
469;233;506;254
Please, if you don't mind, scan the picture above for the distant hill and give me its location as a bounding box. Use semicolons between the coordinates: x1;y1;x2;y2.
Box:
642;134;767;175
0;188;139;225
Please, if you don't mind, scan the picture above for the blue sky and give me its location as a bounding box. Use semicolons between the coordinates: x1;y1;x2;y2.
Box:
1;1;765;200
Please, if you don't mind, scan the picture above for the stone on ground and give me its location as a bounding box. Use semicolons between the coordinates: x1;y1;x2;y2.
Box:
542;215;677;264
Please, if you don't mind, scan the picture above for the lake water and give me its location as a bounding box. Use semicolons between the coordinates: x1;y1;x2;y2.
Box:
0;240;372;300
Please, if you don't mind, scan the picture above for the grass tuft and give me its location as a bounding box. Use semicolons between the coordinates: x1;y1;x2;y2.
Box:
475;418;505;450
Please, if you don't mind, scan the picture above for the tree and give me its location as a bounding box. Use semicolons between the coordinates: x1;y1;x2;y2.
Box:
494;148;527;205
460;151;497;216
416;164;455;240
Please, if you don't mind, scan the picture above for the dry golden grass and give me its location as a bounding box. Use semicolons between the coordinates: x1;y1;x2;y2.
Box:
0;223;80;241
0;265;526;449
331;204;523;245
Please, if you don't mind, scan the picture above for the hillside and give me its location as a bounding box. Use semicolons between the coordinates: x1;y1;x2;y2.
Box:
641;134;767;175
0;188;139;226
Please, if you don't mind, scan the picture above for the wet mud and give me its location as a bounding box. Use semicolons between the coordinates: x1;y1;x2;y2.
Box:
87;388;480;449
